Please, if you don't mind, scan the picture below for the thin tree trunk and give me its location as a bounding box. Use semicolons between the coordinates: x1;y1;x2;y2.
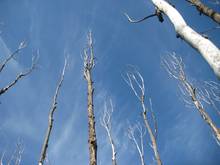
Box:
38;59;67;165
86;70;97;165
186;0;220;24
150;0;220;78
184;82;220;142
106;128;116;165
142;103;162;165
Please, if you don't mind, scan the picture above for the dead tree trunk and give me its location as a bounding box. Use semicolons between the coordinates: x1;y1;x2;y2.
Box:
186;0;220;24
83;32;97;165
38;59;67;165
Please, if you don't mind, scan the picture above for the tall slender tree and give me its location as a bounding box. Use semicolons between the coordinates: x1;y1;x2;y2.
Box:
38;58;67;165
124;69;161;165
83;32;97;165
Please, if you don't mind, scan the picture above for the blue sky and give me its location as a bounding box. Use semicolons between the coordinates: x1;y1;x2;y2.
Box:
0;0;220;164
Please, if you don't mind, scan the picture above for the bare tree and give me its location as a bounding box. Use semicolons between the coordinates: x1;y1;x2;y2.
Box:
0;42;37;96
127;123;146;165
124;68;162;165
186;0;220;24
83;31;97;165
38;58;67;165
100;99;117;165
125;0;220;78
161;53;220;144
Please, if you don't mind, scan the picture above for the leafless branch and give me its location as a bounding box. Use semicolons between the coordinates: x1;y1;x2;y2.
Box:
0;54;38;96
161;53;220;144
39;58;67;165
124;8;164;23
200;26;220;38
124;13;157;23
100;99;117;165
0;41;27;73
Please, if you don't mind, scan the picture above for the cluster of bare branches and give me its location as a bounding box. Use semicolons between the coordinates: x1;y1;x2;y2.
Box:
0;41;37;96
127;123;146;165
83;31;97;165
38;58;67;165
1;140;24;165
123;68;161;165
161;53;220;144
100;99;117;165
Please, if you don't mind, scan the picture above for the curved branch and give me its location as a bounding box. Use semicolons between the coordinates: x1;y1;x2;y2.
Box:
124;13;157;23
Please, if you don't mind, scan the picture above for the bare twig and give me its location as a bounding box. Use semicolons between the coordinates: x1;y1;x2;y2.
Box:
0;41;27;73
124;13;157;23
83;31;97;165
0;55;37;96
100;99;117;165
199;26;220;38
124;8;163;23
38;58;67;165
1;140;24;165
124;68;162;165
161;53;220;144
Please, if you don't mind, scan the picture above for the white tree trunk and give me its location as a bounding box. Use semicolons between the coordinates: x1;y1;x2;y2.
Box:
151;0;220;78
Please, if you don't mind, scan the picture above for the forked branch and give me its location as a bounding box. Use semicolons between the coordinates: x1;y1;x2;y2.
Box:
100;99;117;165
0;55;37;96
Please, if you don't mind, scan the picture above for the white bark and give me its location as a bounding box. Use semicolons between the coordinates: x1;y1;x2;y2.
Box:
151;0;220;78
